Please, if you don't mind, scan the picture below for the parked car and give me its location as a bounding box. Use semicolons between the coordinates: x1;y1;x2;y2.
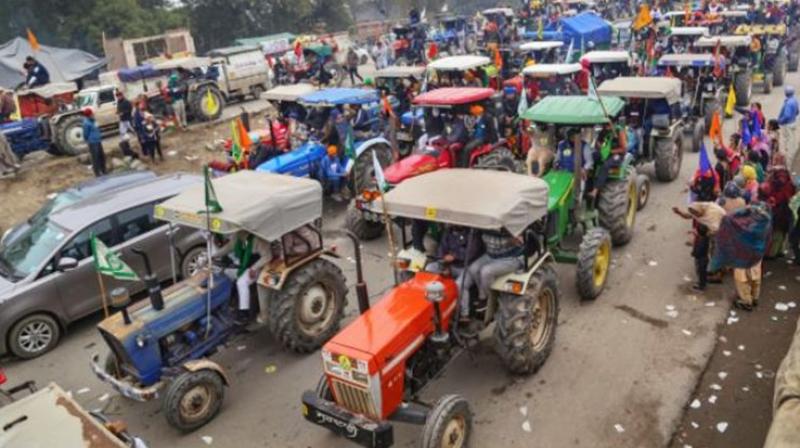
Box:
0;173;204;359
1;170;157;249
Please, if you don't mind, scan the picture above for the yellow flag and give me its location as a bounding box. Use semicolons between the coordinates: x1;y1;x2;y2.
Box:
632;4;653;31
27;28;40;51
724;83;736;117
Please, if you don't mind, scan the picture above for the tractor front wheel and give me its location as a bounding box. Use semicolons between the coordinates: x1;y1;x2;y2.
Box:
493;264;559;375
190;85;225;122
774;54;787;86
345;204;384;240
636;174;651;211
691;120;704;153
575;228;612;300
163;369;225;432
268;258;348;353
764;73;773;95
597;170;636;246
420;395;472;448
53;115;88;156
475;147;523;173
734;71;751;107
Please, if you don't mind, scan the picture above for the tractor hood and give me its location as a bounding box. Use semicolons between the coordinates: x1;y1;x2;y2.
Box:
323;272;458;374
383;153;439;185
543;170;575;211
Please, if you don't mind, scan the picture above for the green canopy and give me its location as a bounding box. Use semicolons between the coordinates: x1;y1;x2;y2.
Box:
520;95;624;125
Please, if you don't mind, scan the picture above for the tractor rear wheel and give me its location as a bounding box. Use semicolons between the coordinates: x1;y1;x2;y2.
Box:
636;174;650;211
774;54;787;86
345;204;384;240
764;73;773;94
53;115;88;156
654;133;682;182
269;258;348;353
575;228;612;300
789;51;799;72
420;395;472;448
352;143;393;195
734;71;751;107
475;147;523;173
493;264;559;375
190;85;225;122
597;170;636;246
163;369;224;432
691;120;704;153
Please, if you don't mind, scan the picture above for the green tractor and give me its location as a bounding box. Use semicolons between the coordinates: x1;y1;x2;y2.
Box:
520;95;639;299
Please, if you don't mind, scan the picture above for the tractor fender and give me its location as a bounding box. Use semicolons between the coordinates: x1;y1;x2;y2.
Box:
257;250;323;291
346;137;393;175
489;251;556;296
182;359;231;386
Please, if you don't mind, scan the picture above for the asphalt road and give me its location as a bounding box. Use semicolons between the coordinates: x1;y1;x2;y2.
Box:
3;72;798;448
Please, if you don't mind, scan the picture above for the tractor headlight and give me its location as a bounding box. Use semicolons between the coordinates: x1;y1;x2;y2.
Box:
135;334;148;348
505;280;524;294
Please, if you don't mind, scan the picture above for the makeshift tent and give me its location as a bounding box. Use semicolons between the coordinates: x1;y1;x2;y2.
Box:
561;12;612;48
0;37;107;89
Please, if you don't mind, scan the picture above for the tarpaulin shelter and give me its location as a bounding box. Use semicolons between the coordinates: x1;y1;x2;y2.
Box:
0;37;107;89
527;12;612;48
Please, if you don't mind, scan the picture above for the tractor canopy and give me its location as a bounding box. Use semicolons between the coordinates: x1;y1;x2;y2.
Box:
152;56;212;71
155;171;322;241
374;65;426;80
427;55;492;72
695;35;752;48
520;95;624;125
669;26;710;37
658;53;716;67
263;83;317;103
518;41;565;52
377;169;549;237
299;88;380;106
735;24;787;36
522;63;582;77
597;76;683;104
412;87;496;106
580;50;633;65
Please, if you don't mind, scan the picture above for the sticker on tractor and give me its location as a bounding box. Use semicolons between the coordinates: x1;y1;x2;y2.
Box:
425;206;437;219
338;355;353;372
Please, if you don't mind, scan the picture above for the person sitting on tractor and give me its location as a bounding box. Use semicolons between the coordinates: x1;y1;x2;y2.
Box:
351;104;373;138
462;229;524;317
500;86;518;139
460;104;497;167
23;56;49;89
320;145;347;201
554;128;594;177
214;232;274;324
591;123;628;198
427;225;483;315
447;111;469;145
484;20;501;49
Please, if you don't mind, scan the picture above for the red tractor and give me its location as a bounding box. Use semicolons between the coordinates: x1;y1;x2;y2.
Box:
303;169;560;448
346;87;522;240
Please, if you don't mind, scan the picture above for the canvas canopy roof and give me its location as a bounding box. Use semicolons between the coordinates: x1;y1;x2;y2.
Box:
152;57;211;71
374;66;426;79
580;50;632;64
597;77;682;103
299;88;379;106
519;41;564;52
428;55;492;71
695;35;751;47
561;12;612;47
413;87;495;106
719;10;748;17
521;95;624;125
658;53;715;67
208;46;261;57
0;37;107;89
483;7;514;16
523;63;582;77
379;169;549;236
670;26;710;36
19;82;77;98
263;84;316;102
735;24;787;35
156;171;322;242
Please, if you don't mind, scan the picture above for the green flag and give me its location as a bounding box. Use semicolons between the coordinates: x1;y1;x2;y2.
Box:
344;127;356;160
91;236;139;281
204;165;223;213
600;135;612;161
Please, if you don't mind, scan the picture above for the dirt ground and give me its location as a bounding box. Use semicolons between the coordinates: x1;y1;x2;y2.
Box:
0;108;272;232
669;150;800;448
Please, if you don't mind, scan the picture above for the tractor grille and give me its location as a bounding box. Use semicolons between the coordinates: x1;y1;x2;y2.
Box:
331;379;379;420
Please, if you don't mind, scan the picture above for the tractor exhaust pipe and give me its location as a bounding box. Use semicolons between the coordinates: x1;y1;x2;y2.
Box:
346;231;370;314
131;248;164;311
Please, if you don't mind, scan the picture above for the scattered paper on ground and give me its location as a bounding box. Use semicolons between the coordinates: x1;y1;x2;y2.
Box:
522;421;532;432
716;422;728;433
614;424;625;433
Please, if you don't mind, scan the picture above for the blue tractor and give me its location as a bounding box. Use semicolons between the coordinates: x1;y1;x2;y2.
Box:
91;171;351;431
431;15;477;56
256;87;395;200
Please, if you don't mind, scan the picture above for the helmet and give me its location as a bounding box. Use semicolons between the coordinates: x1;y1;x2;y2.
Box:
469;104;484;116
327;145;338;156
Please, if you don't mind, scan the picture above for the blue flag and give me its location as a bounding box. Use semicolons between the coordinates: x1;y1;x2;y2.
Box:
741;121;752;146
698;141;712;175
750;115;762;138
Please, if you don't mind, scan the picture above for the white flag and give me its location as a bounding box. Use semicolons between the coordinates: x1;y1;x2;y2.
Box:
372;150;387;192
517;88;529;116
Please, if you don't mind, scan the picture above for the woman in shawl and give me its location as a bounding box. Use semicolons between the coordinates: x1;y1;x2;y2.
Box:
761;160;797;258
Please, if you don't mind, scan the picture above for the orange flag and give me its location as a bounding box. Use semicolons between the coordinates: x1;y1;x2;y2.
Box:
494;47;503;69
27;28;40;51
381;93;395;118
237;118;252;151
632;4;653;31
708;110;723;147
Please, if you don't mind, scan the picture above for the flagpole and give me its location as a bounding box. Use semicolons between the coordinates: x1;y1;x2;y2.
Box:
96;271;110;319
204;166;214;338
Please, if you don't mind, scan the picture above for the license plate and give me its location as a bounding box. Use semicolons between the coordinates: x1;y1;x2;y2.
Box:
301;391;393;448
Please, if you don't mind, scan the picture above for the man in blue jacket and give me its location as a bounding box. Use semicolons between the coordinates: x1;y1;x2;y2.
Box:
320;145;347;201
82;109;106;177
778;85;799;157
23;56;49;88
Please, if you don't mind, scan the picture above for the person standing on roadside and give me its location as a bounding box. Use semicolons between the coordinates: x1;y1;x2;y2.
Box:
81;108;106;177
346;48;363;86
116;90;133;138
168;71;188;130
778;85;799;155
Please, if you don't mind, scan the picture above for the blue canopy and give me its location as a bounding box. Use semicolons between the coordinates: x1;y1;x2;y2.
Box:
561;12;611;47
118;64;161;82
299;88;380;106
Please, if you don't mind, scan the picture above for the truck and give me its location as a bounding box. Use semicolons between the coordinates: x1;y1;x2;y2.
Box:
207;45;272;100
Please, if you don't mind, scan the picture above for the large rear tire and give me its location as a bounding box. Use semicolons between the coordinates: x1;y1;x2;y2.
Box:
352;143;393;194
691;120;704;153
654;133;682;182
734;71;751;107
493;264;559;375
53;115;88;156
190;85;225;122
345;203;384;241
774;54;787;86
597;170;636;246
268;258;347;353
764;73;773;95
474;146;523;173
575;228;612;300
420;395;472;448
788;52;799;72
162;369;224;432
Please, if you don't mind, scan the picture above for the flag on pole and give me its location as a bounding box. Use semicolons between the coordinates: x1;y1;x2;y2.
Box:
537;17;544;39
372;151;388;192
205;89;219;116
92;237;140;281
344;127;356;160
724;83;736;116
230;121;243;166
587;75;599;101
493;47;503;69
632;4;653;31
382;93;396;118
27;29;40;52
517;87;529;116
565;39;575;63
698;141;712;175
203;165;223;213
708;110;723;146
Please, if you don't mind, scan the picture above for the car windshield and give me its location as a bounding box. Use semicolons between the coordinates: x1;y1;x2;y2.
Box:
0;221;66;280
29;191;81;225
76;93;95;109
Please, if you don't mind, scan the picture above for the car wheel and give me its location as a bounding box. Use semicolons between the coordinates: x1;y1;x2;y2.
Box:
180;246;208;279
9;314;61;359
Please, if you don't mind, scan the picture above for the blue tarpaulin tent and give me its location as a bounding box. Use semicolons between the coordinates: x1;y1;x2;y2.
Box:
525;12;612;48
